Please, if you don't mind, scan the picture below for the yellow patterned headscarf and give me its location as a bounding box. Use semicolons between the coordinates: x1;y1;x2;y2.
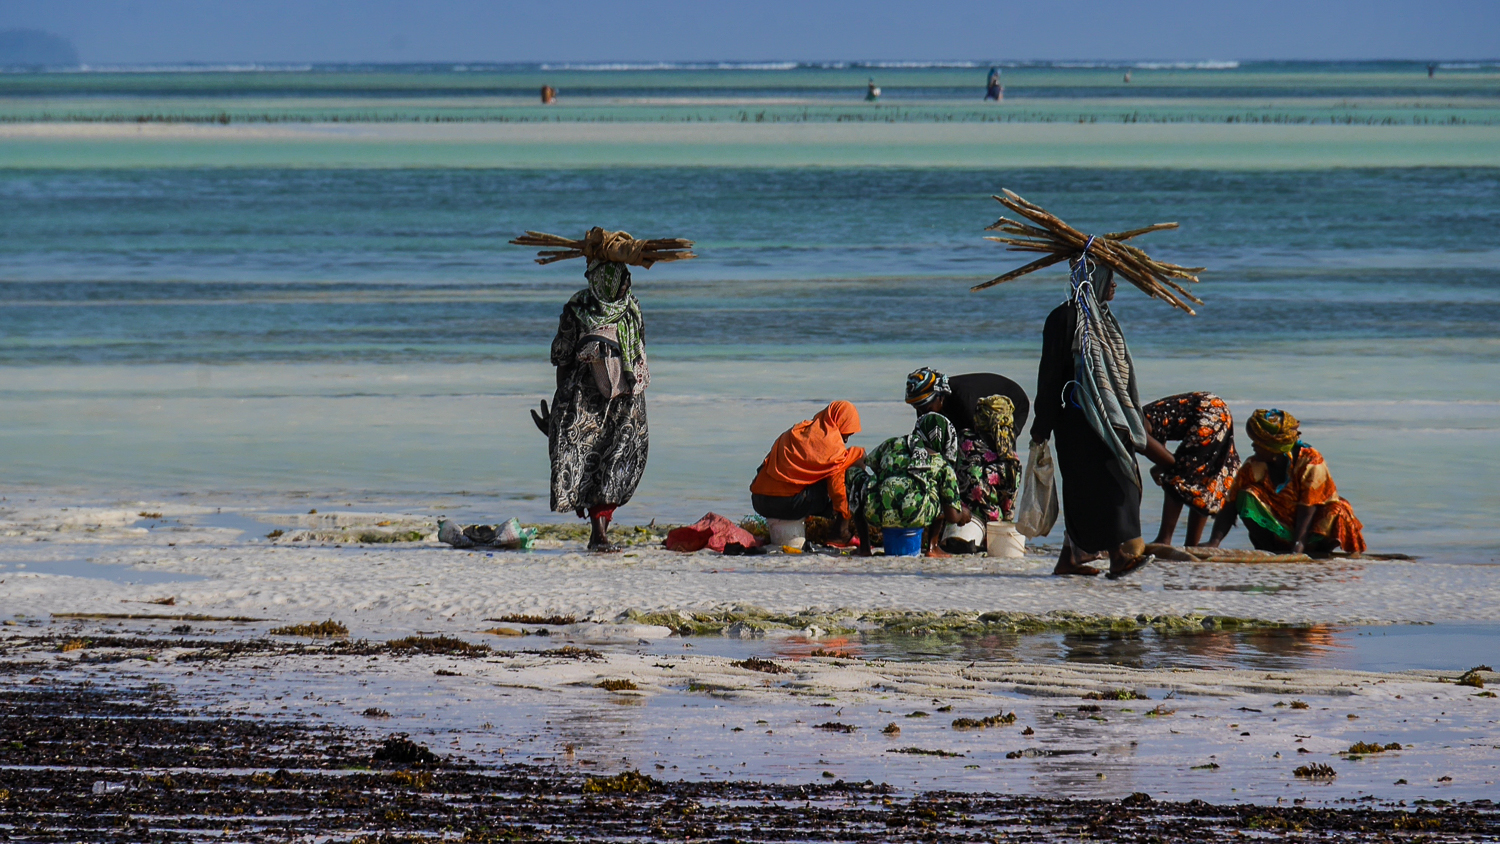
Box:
975;394;1016;451
1247;408;1300;454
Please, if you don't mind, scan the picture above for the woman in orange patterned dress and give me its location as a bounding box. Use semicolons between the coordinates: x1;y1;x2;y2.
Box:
1205;408;1366;555
1142;392;1240;546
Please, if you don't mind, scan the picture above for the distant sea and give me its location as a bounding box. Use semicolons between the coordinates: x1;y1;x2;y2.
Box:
0;63;1495;559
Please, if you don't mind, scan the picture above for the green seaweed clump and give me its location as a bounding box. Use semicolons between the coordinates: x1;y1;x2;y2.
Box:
270;619;348;638
951;712;1016;730
1345;741;1403;755
386;635;490;656
582;769;655;794
1294;763;1336;779
596;679;639;692
1456;665;1491;688
814;722;857;733
1082;688;1144;701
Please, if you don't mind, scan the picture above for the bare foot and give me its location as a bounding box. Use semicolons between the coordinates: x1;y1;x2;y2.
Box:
587;540;623;554
925;546;953;559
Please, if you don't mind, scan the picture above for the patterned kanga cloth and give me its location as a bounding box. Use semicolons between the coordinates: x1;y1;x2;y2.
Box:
848;415;962;529
1229;443;1366;554
1143;391;1240;515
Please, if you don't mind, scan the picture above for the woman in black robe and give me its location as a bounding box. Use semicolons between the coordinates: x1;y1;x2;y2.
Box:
532;259;649;551
1030;257;1172;578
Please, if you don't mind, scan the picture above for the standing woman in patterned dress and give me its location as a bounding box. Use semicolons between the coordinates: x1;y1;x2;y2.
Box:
1142;392;1240;547
519;227;694;552
539;257;650;551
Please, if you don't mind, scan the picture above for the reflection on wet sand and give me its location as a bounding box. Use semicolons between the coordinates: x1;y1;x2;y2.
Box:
763;624;1353;673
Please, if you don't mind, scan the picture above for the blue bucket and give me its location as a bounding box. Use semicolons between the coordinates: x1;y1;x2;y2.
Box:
881;527;924;557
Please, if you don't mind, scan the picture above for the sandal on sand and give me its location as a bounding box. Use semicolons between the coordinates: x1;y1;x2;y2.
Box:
1052;563;1101;577
1106;554;1156;580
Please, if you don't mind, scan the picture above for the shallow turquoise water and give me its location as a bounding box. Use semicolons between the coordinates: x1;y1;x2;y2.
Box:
0;164;1494;558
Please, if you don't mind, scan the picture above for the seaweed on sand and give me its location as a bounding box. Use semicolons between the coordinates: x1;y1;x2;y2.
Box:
1345;741;1404;755
385;635;490;656
582;770;656;794
731;657;790;674
270;619;348;638
489;614;577;625
596;679;639;692
1083;688;1145;701
951;712;1016;730
888;747;964;757
372;734;442;768
1294;763;1337;779
814;722;857;733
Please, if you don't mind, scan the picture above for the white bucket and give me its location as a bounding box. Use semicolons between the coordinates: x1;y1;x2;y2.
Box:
986;521;1026;559
767;518;806;550
941;516;986;552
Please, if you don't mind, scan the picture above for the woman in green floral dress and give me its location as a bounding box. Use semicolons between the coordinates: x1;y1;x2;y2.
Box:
847;413;970;557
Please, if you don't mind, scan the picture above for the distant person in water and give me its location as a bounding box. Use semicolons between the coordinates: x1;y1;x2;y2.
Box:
985;67;1003;101
866;78;881;101
750;401;865;541
540;85;557;104
1143;392;1241;547
1123;70;1132;83
531;255;649;552
1204;409;1366;556
1428;63;1438;78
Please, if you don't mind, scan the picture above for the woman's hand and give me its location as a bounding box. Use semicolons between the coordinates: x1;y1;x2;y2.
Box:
530;400;552;435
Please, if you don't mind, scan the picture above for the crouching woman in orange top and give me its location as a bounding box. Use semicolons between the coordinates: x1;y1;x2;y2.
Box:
1204;408;1366;556
750;401;865;539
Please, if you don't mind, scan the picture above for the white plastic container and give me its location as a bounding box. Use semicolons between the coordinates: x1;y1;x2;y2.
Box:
767;518;806;550
986;520;1026;559
941;516;986;552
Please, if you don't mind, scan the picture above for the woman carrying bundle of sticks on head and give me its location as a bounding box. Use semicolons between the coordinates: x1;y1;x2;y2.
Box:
1030;246;1175;578
972;189;1208;577
517;226;694;552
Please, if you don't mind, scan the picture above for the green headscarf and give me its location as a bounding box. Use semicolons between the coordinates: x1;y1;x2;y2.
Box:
911;412;959;465
568;259;645;378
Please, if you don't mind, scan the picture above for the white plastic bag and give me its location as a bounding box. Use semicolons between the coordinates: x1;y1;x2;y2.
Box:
1015;440;1059;538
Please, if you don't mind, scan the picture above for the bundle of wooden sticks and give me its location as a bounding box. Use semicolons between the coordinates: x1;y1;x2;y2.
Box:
973;189;1206;315
509;228;696;269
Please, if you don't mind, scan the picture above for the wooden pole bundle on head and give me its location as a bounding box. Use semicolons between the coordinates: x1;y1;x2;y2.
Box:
509;226;696;269
972;189;1207;315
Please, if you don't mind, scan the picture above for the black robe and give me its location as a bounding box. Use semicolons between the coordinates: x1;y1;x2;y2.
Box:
941;372;1031;436
1030;303;1141;552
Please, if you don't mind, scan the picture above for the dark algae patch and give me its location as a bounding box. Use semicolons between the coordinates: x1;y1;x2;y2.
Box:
813;722;858;733
951;712;1016;730
1346;741;1404;755
731;656;791;674
1296;763;1339;779
270;619;348;637
3;678;1497;843
385;634;490;656
372;734;443;768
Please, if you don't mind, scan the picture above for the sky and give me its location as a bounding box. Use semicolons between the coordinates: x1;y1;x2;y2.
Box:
2;0;1497;64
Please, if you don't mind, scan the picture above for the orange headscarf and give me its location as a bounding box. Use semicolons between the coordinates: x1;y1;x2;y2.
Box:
750;401;865;519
